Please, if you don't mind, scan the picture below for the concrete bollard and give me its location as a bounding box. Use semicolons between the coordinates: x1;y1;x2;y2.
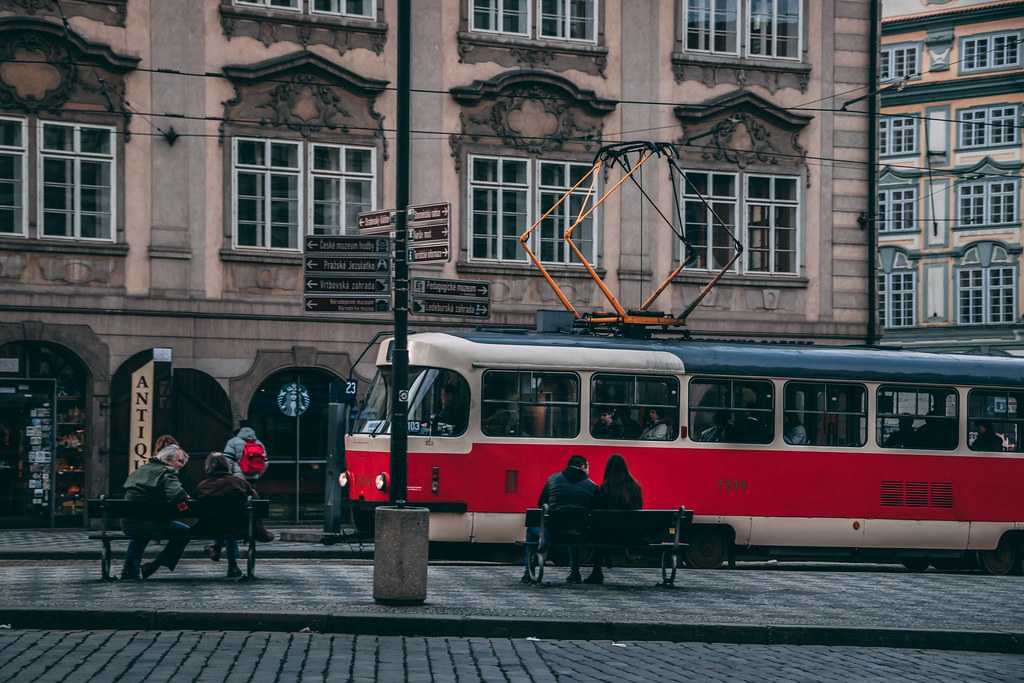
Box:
373;506;429;604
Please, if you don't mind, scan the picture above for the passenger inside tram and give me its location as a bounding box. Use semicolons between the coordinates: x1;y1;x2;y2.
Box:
639;407;672;440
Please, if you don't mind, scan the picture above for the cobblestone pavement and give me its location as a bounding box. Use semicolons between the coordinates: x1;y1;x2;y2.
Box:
0;629;1019;682
1;560;1023;632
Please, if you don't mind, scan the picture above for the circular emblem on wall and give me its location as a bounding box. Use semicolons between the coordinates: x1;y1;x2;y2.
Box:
277;382;311;417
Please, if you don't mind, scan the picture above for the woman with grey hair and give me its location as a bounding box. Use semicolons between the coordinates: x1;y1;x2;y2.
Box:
120;444;193;580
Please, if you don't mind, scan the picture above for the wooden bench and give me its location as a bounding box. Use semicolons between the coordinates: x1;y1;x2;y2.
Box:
86;496;271;581
524;505;693;586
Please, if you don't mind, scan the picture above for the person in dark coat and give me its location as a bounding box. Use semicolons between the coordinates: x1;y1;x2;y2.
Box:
523;454;598;584
585;454;643;584
972;421;1004;452
120;444;192;580
196;452;274;578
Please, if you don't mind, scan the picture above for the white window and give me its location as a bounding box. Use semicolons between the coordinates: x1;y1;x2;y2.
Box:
880;117;917;156
746;174;798;274
959;106;1018;148
538;160;596;264
682;171;738;271
747;0;800;59
878;269;915;328
880;45;919;82
235;0;300;10
468;155;599;264
39;122;115;241
878;187;917;233
311;0;374;17
0;117;26;237
469;156;530;262
309;144;375;236
539;0;597;42
681;171;798;275
958;180;1018;227
685;0;739;55
470;0;529;35
954;258;1011;327
233;138;302;250
962;32;1021;72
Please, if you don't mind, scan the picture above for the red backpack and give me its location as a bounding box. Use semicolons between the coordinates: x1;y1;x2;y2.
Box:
240;440;267;478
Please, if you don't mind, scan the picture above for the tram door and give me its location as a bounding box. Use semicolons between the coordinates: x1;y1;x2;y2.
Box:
248;368;341;523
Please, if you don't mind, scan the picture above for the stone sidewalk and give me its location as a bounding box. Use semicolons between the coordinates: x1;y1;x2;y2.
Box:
1;560;1022;652
1;630;1021;683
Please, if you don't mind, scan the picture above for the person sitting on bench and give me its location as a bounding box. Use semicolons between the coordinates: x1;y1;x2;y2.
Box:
120;444;192;580
523;454;598;584
196;452;274;578
585;454;643;585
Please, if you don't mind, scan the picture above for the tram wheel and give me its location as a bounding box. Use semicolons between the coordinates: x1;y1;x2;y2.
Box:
685;527;727;569
979;538;1020;576
901;558;930;572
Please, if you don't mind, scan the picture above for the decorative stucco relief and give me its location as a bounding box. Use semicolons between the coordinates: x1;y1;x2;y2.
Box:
456;33;608;77
0;17;138;134
219;0;387;55
448;70;617;172
670;54;811;93
221;51;389;155
0;0;127;27
674;89;812;185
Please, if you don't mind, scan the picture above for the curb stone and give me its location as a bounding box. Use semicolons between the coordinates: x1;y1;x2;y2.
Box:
1;608;1021;654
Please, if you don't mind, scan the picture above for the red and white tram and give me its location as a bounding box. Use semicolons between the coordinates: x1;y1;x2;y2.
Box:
343;330;1024;574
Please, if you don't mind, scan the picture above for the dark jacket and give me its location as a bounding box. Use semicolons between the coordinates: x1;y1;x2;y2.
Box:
594;480;643;511
538;467;598;511
195;474;257;537
121;458;188;535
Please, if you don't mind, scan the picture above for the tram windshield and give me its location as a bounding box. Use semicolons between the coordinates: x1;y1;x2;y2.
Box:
353;366;469;437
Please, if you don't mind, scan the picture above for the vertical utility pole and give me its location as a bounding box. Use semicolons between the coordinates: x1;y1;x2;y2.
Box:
389;0;411;506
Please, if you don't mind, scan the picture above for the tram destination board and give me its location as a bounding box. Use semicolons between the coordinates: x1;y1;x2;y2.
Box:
304;296;390;313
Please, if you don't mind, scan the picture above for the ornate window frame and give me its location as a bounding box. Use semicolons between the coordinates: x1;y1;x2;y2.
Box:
671;0;811;92
956;104;1020;151
955;243;1018;325
220;0;388;55
0;115;28;238
457;0;609;77
877;249;916;329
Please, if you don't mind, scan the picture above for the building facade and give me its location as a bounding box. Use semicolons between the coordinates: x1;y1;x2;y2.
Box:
878;0;1024;353
0;0;871;525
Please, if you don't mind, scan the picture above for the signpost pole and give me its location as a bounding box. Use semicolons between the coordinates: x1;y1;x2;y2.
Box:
374;0;428;606
390;0;410;508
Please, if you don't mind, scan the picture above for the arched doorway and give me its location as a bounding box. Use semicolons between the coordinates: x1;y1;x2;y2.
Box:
111;356;233;495
247;367;342;523
0;342;90;526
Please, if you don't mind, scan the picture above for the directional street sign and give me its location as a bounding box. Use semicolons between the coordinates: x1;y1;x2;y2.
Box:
411;299;490;318
305;236;388;254
303;233;392;315
304;296;390;313
411;277;490;319
409;223;449;243
407;244;449;264
413;278;490;300
356;209;393;235
305;276;389;294
305;256;391;274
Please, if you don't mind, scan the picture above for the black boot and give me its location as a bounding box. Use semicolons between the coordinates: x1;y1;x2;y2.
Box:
227;561;243;579
141;561;160;579
583;567;604;584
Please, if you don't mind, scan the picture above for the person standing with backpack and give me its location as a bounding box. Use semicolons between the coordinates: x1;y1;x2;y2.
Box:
209;423;270;563
223;423;268;481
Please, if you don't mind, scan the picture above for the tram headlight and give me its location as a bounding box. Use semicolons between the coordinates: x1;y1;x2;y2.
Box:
375;472;389;491
338;471;351;489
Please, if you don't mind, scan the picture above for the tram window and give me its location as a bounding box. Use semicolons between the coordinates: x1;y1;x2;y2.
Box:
876;385;958;450
406;368;470;437
783;382;867;447
689;378;774;444
591;374;679;441
967;389;1024;453
481;370;579;438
